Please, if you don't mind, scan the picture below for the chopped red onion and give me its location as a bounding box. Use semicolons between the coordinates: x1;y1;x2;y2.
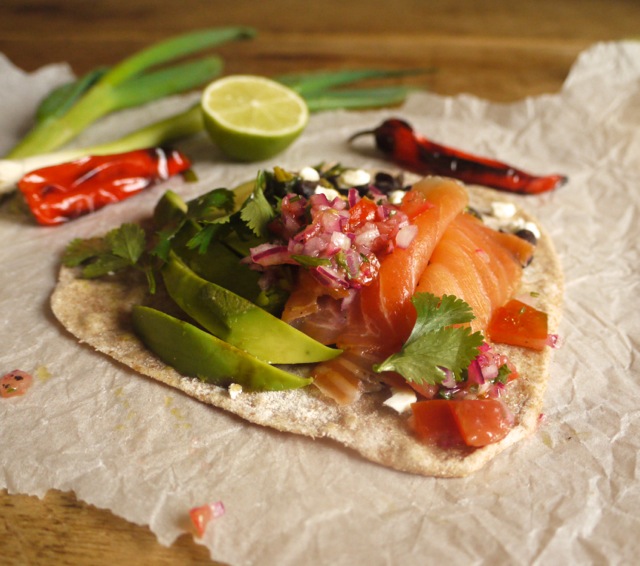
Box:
395;224;418;248
309;192;332;209
312;265;349;289
354;222;380;248
440;368;457;389
251;243;292;266
481;362;499;380
247;185;420;293
320;209;345;233
348;188;360;208
467;359;484;385
330;231;352;251
546;334;562;348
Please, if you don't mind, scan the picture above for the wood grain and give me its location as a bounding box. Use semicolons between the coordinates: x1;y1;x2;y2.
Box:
0;0;636;563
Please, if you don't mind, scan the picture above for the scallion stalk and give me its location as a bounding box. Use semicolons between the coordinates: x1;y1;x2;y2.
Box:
0;104;202;194
277;68;428;95
303;86;416;112
1;64;425;194
5;26;255;159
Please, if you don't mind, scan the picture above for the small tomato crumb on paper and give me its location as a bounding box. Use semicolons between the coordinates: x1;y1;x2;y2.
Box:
189;501;225;538
1;369;33;398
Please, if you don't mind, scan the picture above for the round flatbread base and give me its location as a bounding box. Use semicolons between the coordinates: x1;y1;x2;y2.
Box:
50;180;563;477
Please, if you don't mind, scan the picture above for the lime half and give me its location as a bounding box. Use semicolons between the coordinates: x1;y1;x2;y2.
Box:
201;75;309;162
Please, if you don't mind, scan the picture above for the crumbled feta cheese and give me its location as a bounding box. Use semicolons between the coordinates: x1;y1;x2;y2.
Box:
314;186;342;201
339;169;370;188
491;201;517;219
523;221;541;239
299;166;320;182
511;217;526;229
383;386;417;414
389;189;406;205
228;383;243;399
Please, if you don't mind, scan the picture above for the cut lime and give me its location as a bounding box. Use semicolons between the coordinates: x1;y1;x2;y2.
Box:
201;75;309;162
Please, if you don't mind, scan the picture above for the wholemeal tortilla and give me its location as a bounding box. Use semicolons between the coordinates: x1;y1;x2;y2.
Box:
50;182;563;478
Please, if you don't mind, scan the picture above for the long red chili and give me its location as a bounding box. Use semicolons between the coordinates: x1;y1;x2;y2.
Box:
349;118;567;194
18;147;191;226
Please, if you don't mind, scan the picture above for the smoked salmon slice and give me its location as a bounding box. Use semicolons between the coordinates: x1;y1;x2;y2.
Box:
281;269;349;345
283;177;534;406
415;212;534;333
356;176;469;346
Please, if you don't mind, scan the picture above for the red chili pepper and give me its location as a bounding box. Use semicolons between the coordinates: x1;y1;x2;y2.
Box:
18;147;191;226
349;118;567;194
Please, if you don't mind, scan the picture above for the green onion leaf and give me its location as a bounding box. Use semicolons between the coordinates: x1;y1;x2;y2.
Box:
100;26;256;87
5;26;256;158
35;67;108;123
278;68;427;95
304;86;415;112
109;56;224;112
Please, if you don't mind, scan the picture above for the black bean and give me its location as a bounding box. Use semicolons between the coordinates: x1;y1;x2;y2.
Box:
515;229;537;246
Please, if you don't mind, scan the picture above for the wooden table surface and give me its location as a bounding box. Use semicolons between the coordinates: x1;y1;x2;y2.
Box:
1;0;637;564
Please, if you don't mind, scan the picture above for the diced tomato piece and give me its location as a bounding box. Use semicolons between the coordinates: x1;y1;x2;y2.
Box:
411;399;513;448
346;197;378;231
408;381;439;400
487;299;549;351
189;501;225;538
410;399;464;446
449;399;513;447
399;190;434;220
1;369;33;398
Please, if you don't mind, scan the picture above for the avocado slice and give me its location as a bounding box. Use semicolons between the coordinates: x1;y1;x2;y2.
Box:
153;189;188;229
132;305;311;391
161;254;341;364
153;189;266;305
177;235;264;304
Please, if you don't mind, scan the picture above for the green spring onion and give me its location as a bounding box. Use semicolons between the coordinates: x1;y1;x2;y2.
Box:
1;31;427;195
5;26;256;159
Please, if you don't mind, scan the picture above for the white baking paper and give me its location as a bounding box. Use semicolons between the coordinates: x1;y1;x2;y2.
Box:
1;41;639;565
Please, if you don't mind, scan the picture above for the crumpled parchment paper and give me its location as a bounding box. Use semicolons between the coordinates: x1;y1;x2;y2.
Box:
1;41;639;565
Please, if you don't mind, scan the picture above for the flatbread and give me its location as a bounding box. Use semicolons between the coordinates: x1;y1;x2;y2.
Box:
50;182;563;478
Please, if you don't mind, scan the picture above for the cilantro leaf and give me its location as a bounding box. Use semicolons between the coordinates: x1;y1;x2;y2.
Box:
187;188;235;221
374;293;484;385
62;223;150;281
187;223;219;254
291;255;332;268
185;215;234;254
151;228;176;262
240;171;277;238
495;363;512;384
80;254;131;278
62;237;110;267
106;223;146;264
407;293;476;340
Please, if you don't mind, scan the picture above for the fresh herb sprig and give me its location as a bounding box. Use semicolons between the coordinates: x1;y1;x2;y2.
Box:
173;172;276;256
61;170;280;292
374;293;485;385
62;223;158;291
154;187;238;258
